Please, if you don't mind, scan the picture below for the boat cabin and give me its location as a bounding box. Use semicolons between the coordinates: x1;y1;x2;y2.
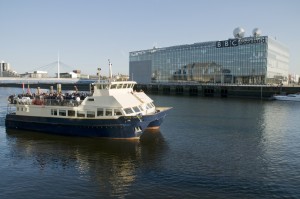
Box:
9;80;157;119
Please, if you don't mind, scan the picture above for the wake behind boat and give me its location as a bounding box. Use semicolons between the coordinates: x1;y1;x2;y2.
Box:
273;93;300;101
5;61;172;138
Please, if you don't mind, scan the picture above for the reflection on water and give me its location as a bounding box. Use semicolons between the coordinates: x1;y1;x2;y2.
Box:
2;89;300;198
150;95;300;198
5;129;167;198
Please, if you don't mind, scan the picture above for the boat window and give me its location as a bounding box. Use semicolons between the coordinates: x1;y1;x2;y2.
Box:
59;110;66;116
105;109;112;116
114;109;123;116
97;84;105;89
111;84;117;89
147;103;154;108
127;84;132;88
124;108;134;114
87;111;95;118
133;106;140;113
88;98;94;101
68;110;76;117
51;109;57;115
139;105;144;111
17;107;19;111
97;108;104;116
150;102;155;107
77;111;85;118
123;84;128;88
117;84;123;89
146;104;151;109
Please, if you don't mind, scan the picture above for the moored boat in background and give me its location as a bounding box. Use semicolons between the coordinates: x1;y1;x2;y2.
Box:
273;93;300;101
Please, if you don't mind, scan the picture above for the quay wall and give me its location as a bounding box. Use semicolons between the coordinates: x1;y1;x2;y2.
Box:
135;84;300;99
1;80;300;99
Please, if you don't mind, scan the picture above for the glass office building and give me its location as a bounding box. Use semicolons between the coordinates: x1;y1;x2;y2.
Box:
129;35;289;85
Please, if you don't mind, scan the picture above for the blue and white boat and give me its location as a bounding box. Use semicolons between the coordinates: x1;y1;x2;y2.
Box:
5;61;172;138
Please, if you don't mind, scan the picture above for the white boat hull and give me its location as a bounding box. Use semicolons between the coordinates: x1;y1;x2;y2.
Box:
273;93;300;101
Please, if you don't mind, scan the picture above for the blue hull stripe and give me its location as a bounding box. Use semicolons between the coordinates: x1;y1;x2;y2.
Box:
5;109;170;138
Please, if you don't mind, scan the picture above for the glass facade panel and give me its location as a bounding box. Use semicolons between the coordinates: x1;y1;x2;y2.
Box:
129;36;289;85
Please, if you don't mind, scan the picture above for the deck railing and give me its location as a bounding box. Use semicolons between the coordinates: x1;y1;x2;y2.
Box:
9;98;83;107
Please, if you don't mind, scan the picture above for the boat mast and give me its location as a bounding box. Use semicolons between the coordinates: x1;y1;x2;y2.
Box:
57;52;60;79
108;59;113;82
97;67;101;82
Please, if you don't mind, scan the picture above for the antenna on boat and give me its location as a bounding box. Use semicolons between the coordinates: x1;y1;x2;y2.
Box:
57;51;60;79
108;59;113;82
97;67;101;82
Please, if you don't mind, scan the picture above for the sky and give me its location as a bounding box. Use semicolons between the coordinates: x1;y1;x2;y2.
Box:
1;0;300;76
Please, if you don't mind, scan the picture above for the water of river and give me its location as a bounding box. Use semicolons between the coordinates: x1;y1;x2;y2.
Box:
0;87;300;199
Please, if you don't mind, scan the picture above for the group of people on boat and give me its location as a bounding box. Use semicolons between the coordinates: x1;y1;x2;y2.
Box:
8;88;91;107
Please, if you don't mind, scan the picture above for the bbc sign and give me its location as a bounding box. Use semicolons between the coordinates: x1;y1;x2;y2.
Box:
216;39;239;48
216;37;266;48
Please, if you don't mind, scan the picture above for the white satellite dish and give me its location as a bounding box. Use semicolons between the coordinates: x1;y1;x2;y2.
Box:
233;27;245;39
252;28;262;37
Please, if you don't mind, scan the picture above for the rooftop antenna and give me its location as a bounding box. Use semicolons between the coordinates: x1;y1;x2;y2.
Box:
108;59;113;81
57;51;60;79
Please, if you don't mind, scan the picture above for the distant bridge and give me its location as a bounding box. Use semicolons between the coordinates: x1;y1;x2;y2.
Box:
30;60;77;77
0;77;95;91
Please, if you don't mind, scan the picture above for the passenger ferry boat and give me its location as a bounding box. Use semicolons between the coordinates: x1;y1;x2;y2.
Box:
5;61;172;138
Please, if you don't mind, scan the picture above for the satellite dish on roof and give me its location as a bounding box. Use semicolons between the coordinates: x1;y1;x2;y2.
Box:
233;27;245;39
252;28;262;37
